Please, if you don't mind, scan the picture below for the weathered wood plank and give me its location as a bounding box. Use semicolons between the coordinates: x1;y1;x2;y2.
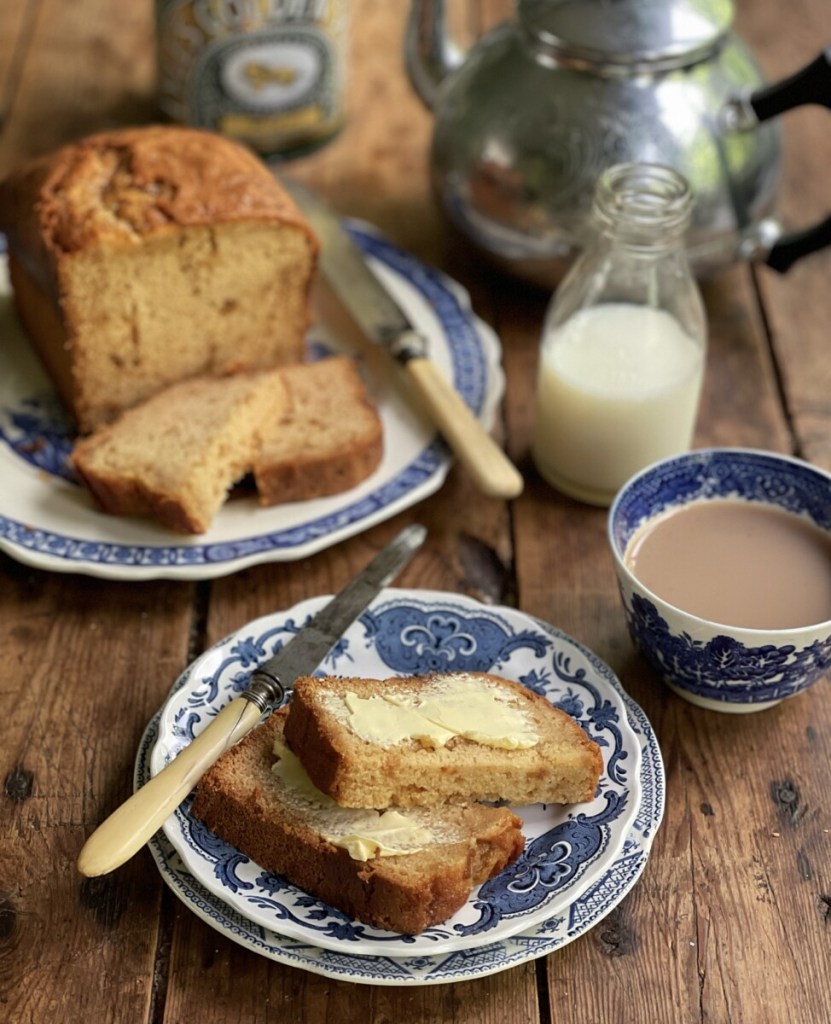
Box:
0;0;39;131
0;554;195;1022
0;8;187;1021
0;0;155;176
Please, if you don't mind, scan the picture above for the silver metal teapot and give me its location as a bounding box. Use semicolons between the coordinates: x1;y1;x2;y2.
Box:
406;0;831;285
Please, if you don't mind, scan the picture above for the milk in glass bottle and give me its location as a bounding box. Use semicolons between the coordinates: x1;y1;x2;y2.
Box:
532;163;706;506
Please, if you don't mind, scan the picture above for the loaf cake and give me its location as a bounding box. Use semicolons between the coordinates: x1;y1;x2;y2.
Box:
71;369;288;533
190;709;525;934
283;671;603;808
0;125;318;433
253;355;383;505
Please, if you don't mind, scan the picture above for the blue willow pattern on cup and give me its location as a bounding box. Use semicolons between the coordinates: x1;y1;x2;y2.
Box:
610;448;831;706
623;593;831;704
152;592;643;954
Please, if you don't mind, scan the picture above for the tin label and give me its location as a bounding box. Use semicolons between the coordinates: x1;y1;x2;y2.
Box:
156;0;347;156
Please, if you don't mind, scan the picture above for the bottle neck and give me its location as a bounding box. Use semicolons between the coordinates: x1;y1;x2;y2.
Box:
592;163;693;255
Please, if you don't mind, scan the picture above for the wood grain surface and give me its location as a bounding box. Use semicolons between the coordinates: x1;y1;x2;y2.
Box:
0;2;829;1022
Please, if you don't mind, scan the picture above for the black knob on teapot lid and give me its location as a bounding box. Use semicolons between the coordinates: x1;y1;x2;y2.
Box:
518;0;733;70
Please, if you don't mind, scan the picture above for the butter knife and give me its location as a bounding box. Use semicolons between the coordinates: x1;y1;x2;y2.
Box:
284;180;524;500
77;523;426;877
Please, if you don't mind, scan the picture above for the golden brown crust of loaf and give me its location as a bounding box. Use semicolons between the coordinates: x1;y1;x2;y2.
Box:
0;125;315;264
254;356;383;505
0;126;318;432
284;672;604;809
190;710;525;935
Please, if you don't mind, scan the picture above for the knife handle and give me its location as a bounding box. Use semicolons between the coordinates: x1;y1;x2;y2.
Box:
77;696;263;877
403;355;524;499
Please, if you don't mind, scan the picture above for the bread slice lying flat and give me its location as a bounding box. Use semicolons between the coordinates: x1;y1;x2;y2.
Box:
190;710;524;934
283;671;603;809
253;355;383;505
71;369;288;533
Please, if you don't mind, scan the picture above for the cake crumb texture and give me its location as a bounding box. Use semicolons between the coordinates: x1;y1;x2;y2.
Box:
71;369;288;534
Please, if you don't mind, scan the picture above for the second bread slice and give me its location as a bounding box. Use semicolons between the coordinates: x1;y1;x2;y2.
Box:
253;356;383;505
191;709;524;934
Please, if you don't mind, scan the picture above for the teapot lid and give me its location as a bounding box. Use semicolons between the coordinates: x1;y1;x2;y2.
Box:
518;0;733;69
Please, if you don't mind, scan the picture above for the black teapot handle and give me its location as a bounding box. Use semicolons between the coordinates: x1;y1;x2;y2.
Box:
766;214;831;274
749;47;831;123
722;48;831;131
724;49;831;273
757;48;831;273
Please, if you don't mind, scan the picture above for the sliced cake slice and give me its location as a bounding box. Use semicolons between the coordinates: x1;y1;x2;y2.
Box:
283;671;603;809
253;356;383;505
71;369;288;533
190;709;525;935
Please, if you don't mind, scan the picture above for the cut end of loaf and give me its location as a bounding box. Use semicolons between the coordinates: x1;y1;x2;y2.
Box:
0;125;318;433
62;222;314;432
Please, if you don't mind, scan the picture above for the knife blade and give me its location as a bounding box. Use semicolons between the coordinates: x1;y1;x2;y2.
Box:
76;523;427;878
283;179;524;501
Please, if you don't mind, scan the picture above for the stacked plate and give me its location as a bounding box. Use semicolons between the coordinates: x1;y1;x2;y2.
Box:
138;590;665;985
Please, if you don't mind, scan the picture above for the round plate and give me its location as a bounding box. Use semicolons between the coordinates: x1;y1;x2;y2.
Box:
136;651;664;985
151;590;643;957
0;225;503;580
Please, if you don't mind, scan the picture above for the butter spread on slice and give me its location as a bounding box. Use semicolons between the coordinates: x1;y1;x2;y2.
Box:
343;691;456;749
272;737;337;809
327;810;433;862
271;737;433;860
342;676;539;750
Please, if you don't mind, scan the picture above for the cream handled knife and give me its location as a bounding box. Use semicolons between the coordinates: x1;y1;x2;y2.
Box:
284;180;524;500
77;524;427;878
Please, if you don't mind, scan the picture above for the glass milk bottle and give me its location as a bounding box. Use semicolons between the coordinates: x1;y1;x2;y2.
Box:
532;163;707;506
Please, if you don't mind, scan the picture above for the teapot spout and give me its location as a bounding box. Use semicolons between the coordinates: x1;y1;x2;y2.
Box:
405;0;467;110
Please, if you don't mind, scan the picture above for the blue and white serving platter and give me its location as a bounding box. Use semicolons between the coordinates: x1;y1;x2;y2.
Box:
0;225;503;580
149;590;657;962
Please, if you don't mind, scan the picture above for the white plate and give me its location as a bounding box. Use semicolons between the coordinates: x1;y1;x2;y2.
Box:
136;641;665;985
151;590;643;957
0;225;504;580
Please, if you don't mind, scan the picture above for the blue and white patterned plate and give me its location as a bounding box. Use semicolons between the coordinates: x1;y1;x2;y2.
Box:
150;590;644;958
0;225;503;580
136;618;664;985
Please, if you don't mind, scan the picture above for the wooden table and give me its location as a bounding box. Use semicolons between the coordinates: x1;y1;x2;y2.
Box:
1;2;829;1022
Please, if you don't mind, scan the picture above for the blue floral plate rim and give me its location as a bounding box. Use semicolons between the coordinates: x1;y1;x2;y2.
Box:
0;223;503;580
149;589;654;958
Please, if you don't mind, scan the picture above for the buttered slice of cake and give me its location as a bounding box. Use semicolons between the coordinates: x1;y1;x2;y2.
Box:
282;671;603;808
190;710;524;935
